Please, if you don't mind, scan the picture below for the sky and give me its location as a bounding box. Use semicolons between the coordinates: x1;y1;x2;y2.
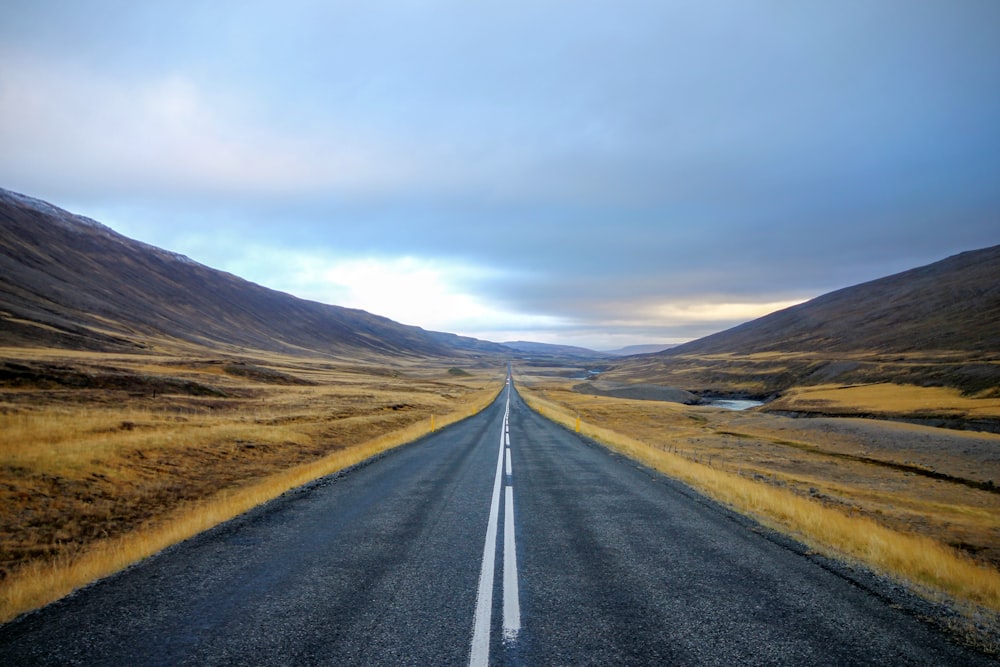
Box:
2;1;999;350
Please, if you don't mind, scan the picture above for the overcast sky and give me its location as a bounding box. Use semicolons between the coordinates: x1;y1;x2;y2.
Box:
2;2;998;349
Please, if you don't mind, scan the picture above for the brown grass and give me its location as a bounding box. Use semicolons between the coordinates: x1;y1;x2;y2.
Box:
765;382;1000;419
0;347;504;622
515;372;1000;618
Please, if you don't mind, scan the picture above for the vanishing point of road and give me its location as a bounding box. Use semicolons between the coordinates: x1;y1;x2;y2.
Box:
0;373;992;665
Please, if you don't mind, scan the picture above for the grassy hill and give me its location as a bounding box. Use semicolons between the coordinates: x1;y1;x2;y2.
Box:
604;245;1000;400
668;245;999;356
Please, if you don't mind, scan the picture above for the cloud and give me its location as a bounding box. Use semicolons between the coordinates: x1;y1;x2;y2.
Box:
191;242;798;347
636;300;808;325
2;2;1000;349
271;254;515;332
0;55;432;202
212;248;566;335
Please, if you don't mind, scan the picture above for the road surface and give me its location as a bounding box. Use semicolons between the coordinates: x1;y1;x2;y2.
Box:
0;377;992;665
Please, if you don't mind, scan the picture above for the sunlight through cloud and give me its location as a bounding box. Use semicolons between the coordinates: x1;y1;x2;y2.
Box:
265;254;565;337
644;299;808;323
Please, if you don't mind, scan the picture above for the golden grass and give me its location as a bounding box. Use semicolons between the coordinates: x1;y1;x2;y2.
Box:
1;385;499;623
0;349;504;623
0;406;323;472
767;382;1000;419
517;382;1000;615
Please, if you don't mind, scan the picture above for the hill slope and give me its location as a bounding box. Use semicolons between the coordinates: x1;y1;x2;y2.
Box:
670;245;1000;356
0;188;506;359
602;344;678;356
605;246;1000;397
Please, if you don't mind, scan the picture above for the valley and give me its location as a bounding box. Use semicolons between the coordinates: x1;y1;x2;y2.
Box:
2;189;999;655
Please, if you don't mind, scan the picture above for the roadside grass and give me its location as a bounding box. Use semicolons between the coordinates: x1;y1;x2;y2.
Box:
0;350;504;623
516;380;1000;617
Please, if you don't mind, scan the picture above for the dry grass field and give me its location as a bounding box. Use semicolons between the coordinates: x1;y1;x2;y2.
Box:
765;382;1000;420
0;347;503;622
514;366;1000;630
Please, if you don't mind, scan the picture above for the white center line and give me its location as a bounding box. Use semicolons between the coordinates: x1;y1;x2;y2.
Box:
469;378;523;664
503;485;521;640
468;426;505;665
469;384;512;667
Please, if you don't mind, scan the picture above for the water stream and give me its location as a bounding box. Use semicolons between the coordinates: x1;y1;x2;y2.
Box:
706;399;764;411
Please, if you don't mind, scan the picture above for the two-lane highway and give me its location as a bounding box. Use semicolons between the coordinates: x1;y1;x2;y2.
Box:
0;376;992;665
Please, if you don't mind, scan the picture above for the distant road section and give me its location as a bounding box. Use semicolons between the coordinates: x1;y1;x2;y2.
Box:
0;380;991;665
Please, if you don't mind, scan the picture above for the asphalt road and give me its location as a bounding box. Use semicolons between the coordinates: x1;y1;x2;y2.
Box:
0;378;993;665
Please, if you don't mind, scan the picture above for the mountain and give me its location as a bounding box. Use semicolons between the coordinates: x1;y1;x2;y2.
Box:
502;341;679;360
503;340;607;359
0;188;508;360
602;344;678;356
666;245;1000;356
604;246;1000;396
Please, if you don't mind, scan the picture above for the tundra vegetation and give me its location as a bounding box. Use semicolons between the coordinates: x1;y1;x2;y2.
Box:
515;363;1000;647
0;347;502;622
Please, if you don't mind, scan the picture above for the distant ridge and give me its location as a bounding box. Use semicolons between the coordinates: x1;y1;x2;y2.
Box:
603;344;677;356
0;188;507;359
503;340;607;359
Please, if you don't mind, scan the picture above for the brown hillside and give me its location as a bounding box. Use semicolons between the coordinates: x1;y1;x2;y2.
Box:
0;188;506;360
605;246;1000;398
671;245;1000;356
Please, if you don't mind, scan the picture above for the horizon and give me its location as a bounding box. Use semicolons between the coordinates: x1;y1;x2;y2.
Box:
2;2;998;350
